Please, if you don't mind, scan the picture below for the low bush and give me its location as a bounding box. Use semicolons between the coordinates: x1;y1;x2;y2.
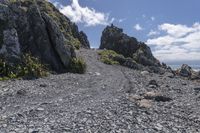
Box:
0;54;48;80
68;57;86;74
98;50;121;65
21;54;49;78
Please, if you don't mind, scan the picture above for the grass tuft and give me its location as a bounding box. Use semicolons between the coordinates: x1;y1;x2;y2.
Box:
0;53;48;80
68;57;87;74
98;50;121;65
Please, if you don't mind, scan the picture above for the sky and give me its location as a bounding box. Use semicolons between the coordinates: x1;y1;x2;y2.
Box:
49;0;200;65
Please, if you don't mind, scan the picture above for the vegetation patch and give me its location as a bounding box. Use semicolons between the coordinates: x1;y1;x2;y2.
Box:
98;50;122;65
0;54;49;80
68;57;87;74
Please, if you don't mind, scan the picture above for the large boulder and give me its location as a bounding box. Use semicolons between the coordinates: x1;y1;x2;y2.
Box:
100;24;139;57
177;64;192;77
177;64;200;80
0;0;90;72
100;24;160;67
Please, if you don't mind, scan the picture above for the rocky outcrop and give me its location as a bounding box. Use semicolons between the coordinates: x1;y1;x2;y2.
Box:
78;31;90;49
177;64;192;77
71;24;90;49
100;25;139;57
0;0;90;72
0;28;21;63
100;24;160;67
176;64;200;80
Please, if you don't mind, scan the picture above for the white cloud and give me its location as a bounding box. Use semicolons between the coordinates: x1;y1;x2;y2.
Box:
53;0;113;26
119;18;126;23
147;30;160;36
151;16;155;21
158;23;195;37
134;24;143;31
142;14;146;18
146;23;200;62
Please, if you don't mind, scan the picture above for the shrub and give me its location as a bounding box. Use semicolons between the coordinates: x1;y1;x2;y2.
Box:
98;50;121;65
0;54;48;80
68;57;87;74
20;54;49;78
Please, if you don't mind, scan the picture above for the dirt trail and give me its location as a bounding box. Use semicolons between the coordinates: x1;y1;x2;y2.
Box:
0;49;200;132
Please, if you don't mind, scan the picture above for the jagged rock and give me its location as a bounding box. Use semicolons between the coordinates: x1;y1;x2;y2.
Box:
177;64;192;77
100;24;139;57
100;24;160;67
132;42;160;67
78;31;90;49
176;64;200;80
42;13;76;69
0;0;90;73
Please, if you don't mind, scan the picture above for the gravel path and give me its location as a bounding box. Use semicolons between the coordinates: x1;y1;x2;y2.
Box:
0;49;200;133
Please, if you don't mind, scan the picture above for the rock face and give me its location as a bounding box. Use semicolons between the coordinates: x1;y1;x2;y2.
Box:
0;0;90;72
177;64;192;77
100;24;160;67
0;28;21;63
177;64;200;80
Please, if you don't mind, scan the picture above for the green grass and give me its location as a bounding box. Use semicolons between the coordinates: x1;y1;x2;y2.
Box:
0;54;49;80
68;57;87;74
98;50;121;65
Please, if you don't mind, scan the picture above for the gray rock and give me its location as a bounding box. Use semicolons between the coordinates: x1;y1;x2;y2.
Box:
141;71;149;75
16;89;26;96
100;24;160;67
0;29;20;61
42;13;76;69
178;64;192;77
148;80;158;87
0;0;89;73
177;64;200;80
79;31;90;49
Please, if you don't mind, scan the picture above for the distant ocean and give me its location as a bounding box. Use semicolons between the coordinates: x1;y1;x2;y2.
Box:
169;64;200;72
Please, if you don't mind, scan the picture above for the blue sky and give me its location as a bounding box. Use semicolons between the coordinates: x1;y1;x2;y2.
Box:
49;0;200;65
